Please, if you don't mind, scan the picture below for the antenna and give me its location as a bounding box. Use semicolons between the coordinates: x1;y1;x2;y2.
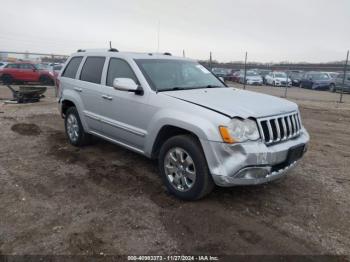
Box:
157;20;160;52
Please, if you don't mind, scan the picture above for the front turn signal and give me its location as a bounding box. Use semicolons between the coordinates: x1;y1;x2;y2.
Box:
219;126;235;144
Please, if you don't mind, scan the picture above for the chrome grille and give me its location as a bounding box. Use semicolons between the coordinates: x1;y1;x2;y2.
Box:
258;112;302;145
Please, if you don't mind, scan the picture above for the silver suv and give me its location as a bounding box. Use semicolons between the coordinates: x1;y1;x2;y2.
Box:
58;49;309;200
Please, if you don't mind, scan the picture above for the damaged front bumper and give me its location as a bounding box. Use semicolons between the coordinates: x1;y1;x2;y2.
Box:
201;128;309;187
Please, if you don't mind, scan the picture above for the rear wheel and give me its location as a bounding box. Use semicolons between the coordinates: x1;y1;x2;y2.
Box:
158;135;215;200
2;74;13;85
65;107;91;146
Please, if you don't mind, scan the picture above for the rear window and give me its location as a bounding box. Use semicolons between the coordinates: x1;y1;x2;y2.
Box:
62;57;83;79
80;57;106;84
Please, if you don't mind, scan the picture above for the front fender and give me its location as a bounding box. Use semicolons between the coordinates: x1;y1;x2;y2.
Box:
144;108;224;156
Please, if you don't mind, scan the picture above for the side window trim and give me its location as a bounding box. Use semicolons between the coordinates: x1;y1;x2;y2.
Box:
106;57;140;87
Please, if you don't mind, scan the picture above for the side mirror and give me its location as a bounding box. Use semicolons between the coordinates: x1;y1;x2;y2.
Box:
113;78;142;94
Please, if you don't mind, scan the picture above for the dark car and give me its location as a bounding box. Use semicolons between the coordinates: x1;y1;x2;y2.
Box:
289;71;304;86
212;67;231;80
257;69;272;84
299;72;333;90
331;73;350;93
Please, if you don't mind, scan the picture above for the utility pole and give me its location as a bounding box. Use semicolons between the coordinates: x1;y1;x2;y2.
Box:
284;68;289;98
243;51;247;90
209;51;212;70
183;50;185;58
340;50;349;103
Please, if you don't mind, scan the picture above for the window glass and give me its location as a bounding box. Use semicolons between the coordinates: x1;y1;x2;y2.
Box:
135;59;224;91
19;64;34;70
80;57;105;84
62;56;83;79
5;64;19;69
106;58;138;86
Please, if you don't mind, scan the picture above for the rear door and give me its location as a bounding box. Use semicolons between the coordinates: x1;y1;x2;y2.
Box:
75;56;106;133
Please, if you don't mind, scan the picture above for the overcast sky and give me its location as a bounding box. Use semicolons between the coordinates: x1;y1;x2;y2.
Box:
0;0;349;62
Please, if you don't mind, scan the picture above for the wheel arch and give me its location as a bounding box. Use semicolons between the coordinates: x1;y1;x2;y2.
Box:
150;125;203;159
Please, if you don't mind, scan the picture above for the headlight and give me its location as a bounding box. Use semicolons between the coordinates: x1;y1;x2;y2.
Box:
219;118;260;143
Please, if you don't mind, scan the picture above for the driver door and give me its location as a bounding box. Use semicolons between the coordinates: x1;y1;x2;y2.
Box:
99;58;152;152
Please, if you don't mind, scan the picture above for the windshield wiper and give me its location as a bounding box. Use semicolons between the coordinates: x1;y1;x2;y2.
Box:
195;85;224;89
158;85;224;92
158;87;193;92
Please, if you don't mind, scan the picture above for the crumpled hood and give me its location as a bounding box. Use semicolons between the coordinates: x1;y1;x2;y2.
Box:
162;87;298;118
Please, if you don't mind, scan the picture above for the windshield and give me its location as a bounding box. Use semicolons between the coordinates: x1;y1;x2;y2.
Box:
246;71;259;76
135;59;225;91
274;72;287;78
310;73;330;80
36;64;51;70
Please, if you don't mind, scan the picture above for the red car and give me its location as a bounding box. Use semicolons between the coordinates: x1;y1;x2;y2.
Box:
0;62;54;85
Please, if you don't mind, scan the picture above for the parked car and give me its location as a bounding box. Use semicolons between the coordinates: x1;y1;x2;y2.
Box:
0;62;8;68
324;72;339;79
0;62;55;85
239;71;263;85
52;64;63;79
288;71;304;86
265;71;292;86
331;73;350;93
230;70;242;82
212;67;231;80
58;49;309;200
257;69;272;84
299;72;333;90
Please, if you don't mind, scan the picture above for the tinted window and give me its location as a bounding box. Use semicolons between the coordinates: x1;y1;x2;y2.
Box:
62;56;83;79
5;64;19;69
80;57;105;84
19;64;34;70
106;58;138;86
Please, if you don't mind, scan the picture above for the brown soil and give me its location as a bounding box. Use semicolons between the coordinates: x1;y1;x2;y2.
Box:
0;86;349;256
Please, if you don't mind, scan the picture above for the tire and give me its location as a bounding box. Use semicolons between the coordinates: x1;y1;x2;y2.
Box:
64;107;91;147
158;135;215;200
272;81;276;87
39;75;54;86
329;84;336;92
2;74;13;85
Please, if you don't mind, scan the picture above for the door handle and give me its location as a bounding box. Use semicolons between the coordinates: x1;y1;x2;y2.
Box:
102;95;113;101
74;87;82;92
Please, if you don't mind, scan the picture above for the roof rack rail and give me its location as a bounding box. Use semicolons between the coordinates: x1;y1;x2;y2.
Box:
108;48;119;52
163;52;172;56
77;49;86;52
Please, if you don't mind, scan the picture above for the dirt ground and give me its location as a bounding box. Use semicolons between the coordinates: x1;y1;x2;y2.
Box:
0;84;349;256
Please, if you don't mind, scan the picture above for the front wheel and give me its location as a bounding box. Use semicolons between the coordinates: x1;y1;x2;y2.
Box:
65;107;91;146
329;84;336;92
158;135;215;200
